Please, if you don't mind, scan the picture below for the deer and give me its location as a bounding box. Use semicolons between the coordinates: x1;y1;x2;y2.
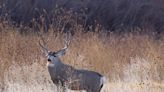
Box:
39;34;106;92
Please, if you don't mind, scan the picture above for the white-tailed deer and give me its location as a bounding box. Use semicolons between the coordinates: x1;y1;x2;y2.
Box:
39;34;106;92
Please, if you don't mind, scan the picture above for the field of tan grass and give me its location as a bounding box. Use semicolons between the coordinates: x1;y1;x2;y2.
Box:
0;25;164;92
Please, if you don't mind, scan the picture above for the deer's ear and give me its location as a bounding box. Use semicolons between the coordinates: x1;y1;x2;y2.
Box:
54;49;67;57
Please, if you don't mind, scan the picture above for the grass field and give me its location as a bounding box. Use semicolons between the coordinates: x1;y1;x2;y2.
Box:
0;24;164;92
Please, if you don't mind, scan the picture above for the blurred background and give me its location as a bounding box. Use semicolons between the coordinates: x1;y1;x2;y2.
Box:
0;0;164;92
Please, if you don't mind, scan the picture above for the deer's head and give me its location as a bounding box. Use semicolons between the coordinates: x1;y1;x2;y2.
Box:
39;34;71;66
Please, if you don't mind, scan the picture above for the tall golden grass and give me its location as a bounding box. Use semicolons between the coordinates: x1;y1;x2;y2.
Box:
0;24;164;92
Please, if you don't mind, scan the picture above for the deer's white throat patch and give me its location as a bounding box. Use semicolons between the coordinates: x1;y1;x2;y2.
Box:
47;62;55;67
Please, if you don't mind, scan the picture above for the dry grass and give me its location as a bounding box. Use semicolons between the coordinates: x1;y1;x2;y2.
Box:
0;25;164;92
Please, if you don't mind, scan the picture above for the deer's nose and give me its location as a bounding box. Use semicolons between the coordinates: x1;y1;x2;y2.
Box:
48;59;51;62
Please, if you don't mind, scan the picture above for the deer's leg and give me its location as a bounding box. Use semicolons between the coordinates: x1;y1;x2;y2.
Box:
63;87;69;92
62;82;69;92
55;84;61;92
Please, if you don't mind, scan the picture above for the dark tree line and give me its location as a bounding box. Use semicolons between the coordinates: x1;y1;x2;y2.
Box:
0;0;164;33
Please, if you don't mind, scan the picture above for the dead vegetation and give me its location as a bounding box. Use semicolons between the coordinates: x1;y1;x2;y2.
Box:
0;23;163;91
